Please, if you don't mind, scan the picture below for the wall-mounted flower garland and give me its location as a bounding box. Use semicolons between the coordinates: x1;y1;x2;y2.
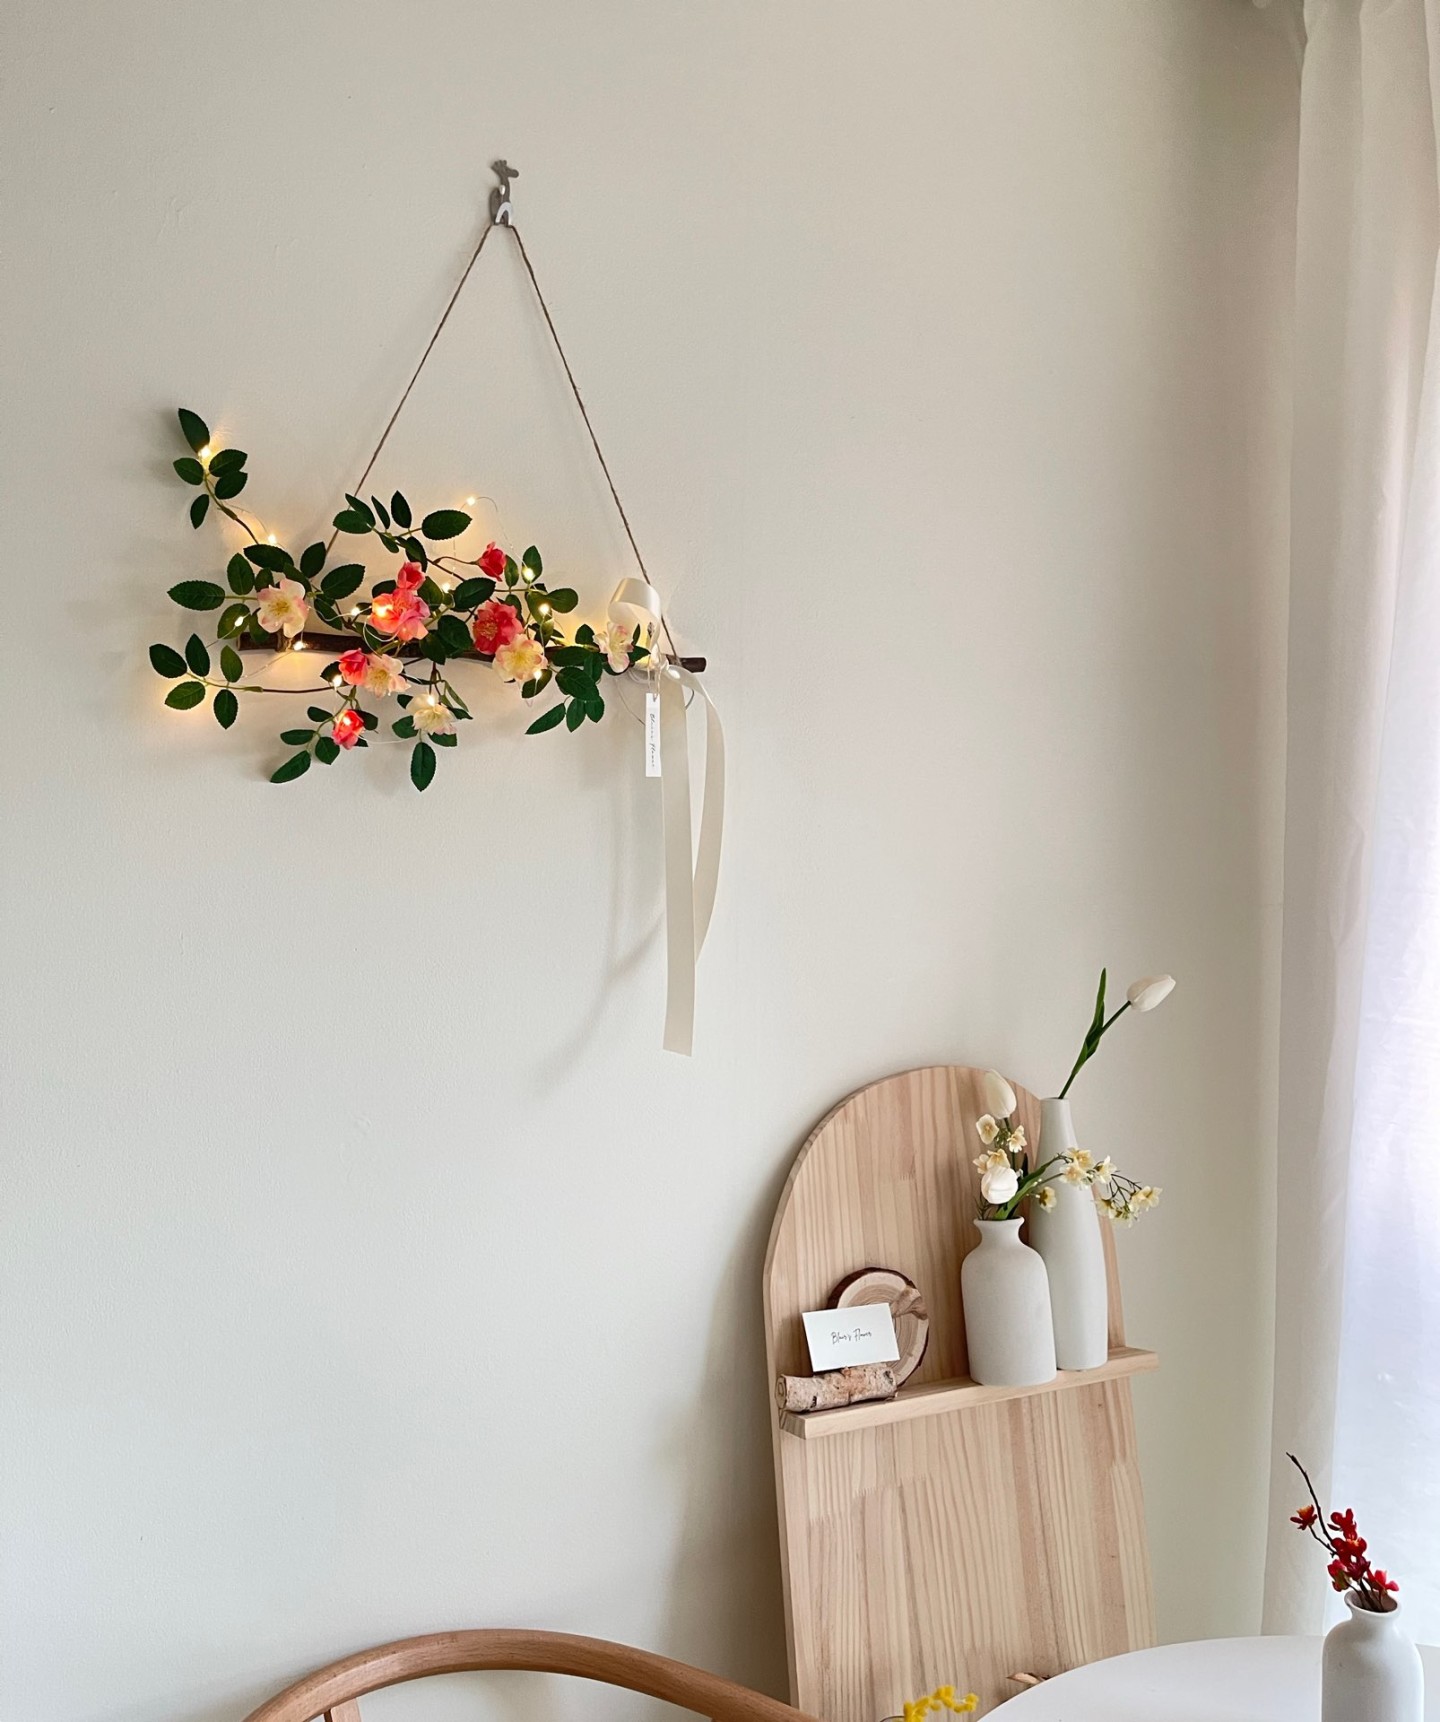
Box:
147;163;723;1053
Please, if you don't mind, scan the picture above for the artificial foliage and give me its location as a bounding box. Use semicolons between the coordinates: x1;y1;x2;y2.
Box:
150;409;653;789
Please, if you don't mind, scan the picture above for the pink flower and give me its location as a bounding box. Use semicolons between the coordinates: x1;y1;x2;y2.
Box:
255;576;307;638
472;598;524;656
332;708;364;749
396;561;425;592
494;634;547;686
370;585;430;642
337;648;369;685
479;542;506;579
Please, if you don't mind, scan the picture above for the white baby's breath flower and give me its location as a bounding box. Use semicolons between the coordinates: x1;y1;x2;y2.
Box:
1061;1148;1095;1185
1009;1124;1027;1151
1135;1185;1161;1210
975;1114;999;1146
1035;1185;1057;1211
1126;974;1176;1012
982;1070;1017;1119
980;1163;1019;1206
1093;1157;1116;1184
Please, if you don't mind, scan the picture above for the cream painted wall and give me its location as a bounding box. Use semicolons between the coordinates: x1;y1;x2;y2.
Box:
1;5;1299;1720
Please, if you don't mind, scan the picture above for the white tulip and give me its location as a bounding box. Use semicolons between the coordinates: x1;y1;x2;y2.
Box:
982;1069;1017;1119
980;1163;1019;1206
1126;974;1176;1013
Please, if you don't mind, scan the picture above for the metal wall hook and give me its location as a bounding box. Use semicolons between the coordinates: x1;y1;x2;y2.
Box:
491;159;518;226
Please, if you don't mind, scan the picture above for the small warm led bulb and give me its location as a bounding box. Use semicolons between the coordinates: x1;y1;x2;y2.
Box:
331;675;343;689
465;496;477;507
266;533;277;546
348;606;360;617
293;638;307;652
199;445;213;460
537;603;551;616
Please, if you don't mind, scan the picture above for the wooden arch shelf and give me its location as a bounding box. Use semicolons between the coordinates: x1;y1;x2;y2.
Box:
762;1066;1156;1721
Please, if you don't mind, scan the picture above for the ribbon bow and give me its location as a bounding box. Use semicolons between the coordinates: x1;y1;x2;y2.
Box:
609;580;725;1056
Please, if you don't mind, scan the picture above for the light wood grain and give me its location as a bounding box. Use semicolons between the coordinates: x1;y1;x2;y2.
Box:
323;1705;362;1722
778;1346;1158;1438
763;1066;1155;1722
832;1267;930;1385
243;1630;822;1722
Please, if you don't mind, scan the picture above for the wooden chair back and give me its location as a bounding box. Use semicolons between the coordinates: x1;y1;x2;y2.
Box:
242;1628;822;1722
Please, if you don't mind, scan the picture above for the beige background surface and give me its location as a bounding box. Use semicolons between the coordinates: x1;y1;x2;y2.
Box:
0;4;1298;1719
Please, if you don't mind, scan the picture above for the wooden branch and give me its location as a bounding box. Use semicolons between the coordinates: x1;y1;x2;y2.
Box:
236;630;706;673
776;1364;898;1414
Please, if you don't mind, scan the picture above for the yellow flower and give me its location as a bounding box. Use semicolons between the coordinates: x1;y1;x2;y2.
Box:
1035;1185;1057;1210
494;633;547;685
1135;1184;1161;1210
1061;1148;1095;1185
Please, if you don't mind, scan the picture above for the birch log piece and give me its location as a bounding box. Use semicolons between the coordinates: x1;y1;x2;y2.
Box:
776;1364;899;1415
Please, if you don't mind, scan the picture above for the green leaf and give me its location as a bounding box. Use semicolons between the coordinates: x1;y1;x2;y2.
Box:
522;545;543;576
306;707;332;724
299;541;327;579
402;535;427;567
220;645;243;683
282;727;316;745
417;634;448;663
1085;969;1108;1052
245;543;293;572
526;704;567;735
378;531;400;554
453;577;495;609
434;732;457;747
358;707;378;730
520;669;551;698
227;552;254;594
546;587;579;613
504;555;519;586
556;666;593;699
320;564;366;600
575;623;596;645
421;509;471;540
218;602;251;637
190;493;210;530
177;408;210;453
168;580;226;611
208;447;246;474
390;491;412;529
565;698;587;732
436;614;472;654
184;634;211;677
173;456;204;486
344;494;375;527
393;715;417;738
165;681;206;710
370;495;391;529
213;688;238;728
333;509;372;535
410;740;436;791
585;688;605;721
314;735;340;764
149;643;187;678
270;751;312;784
418;576;446;608
213;470;247;501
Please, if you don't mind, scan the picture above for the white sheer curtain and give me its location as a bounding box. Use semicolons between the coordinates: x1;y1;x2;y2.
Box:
1265;0;1440;1636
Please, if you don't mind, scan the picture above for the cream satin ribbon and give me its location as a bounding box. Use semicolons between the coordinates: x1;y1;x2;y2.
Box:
609;580;725;1056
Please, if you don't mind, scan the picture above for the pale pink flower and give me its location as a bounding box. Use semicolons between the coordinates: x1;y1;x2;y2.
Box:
256;577;307;638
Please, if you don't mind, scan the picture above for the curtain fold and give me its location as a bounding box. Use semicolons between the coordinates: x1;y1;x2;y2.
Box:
1265;0;1440;1635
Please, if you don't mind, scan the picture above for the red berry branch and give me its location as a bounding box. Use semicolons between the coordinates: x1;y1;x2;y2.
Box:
1288;1453;1398;1612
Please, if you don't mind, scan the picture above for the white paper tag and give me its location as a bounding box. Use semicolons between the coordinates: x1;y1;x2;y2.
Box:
645;690;662;777
801;1303;899;1372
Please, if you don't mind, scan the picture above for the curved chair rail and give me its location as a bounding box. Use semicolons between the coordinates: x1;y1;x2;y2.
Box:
242;1628;821;1722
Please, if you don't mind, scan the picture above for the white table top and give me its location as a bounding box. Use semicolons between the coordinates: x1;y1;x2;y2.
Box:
996;1635;1439;1720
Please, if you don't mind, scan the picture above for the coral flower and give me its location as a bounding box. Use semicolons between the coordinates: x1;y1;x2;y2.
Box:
479;542;506;578
256;576;307;638
337;648;369;685
370;586;430;642
494;634;547;685
332;707;364;749
396;561;425;591
472;598;524;656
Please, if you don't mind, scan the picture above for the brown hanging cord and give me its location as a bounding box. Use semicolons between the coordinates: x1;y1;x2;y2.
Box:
329;170;680;661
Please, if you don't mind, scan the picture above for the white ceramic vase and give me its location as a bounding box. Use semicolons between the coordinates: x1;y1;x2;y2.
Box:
960;1219;1057;1387
1323;1596;1424;1722
1025;1097;1109;1370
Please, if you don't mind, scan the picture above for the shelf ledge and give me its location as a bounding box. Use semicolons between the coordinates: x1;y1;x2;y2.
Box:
778;1345;1158;1439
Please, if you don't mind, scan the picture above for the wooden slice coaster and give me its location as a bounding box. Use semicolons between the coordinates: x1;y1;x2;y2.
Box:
829;1267;930;1386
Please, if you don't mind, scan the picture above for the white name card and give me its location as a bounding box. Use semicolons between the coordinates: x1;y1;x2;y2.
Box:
802;1303;900;1372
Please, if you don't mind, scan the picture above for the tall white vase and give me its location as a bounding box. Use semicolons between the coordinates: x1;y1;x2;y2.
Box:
1026;1096;1109;1370
1323;1596;1424;1722
960;1219;1057;1387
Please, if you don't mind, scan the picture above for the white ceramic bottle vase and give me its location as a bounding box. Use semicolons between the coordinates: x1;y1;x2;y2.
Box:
960;1219;1057;1387
1323;1596;1424;1722
1025;1096;1110;1370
